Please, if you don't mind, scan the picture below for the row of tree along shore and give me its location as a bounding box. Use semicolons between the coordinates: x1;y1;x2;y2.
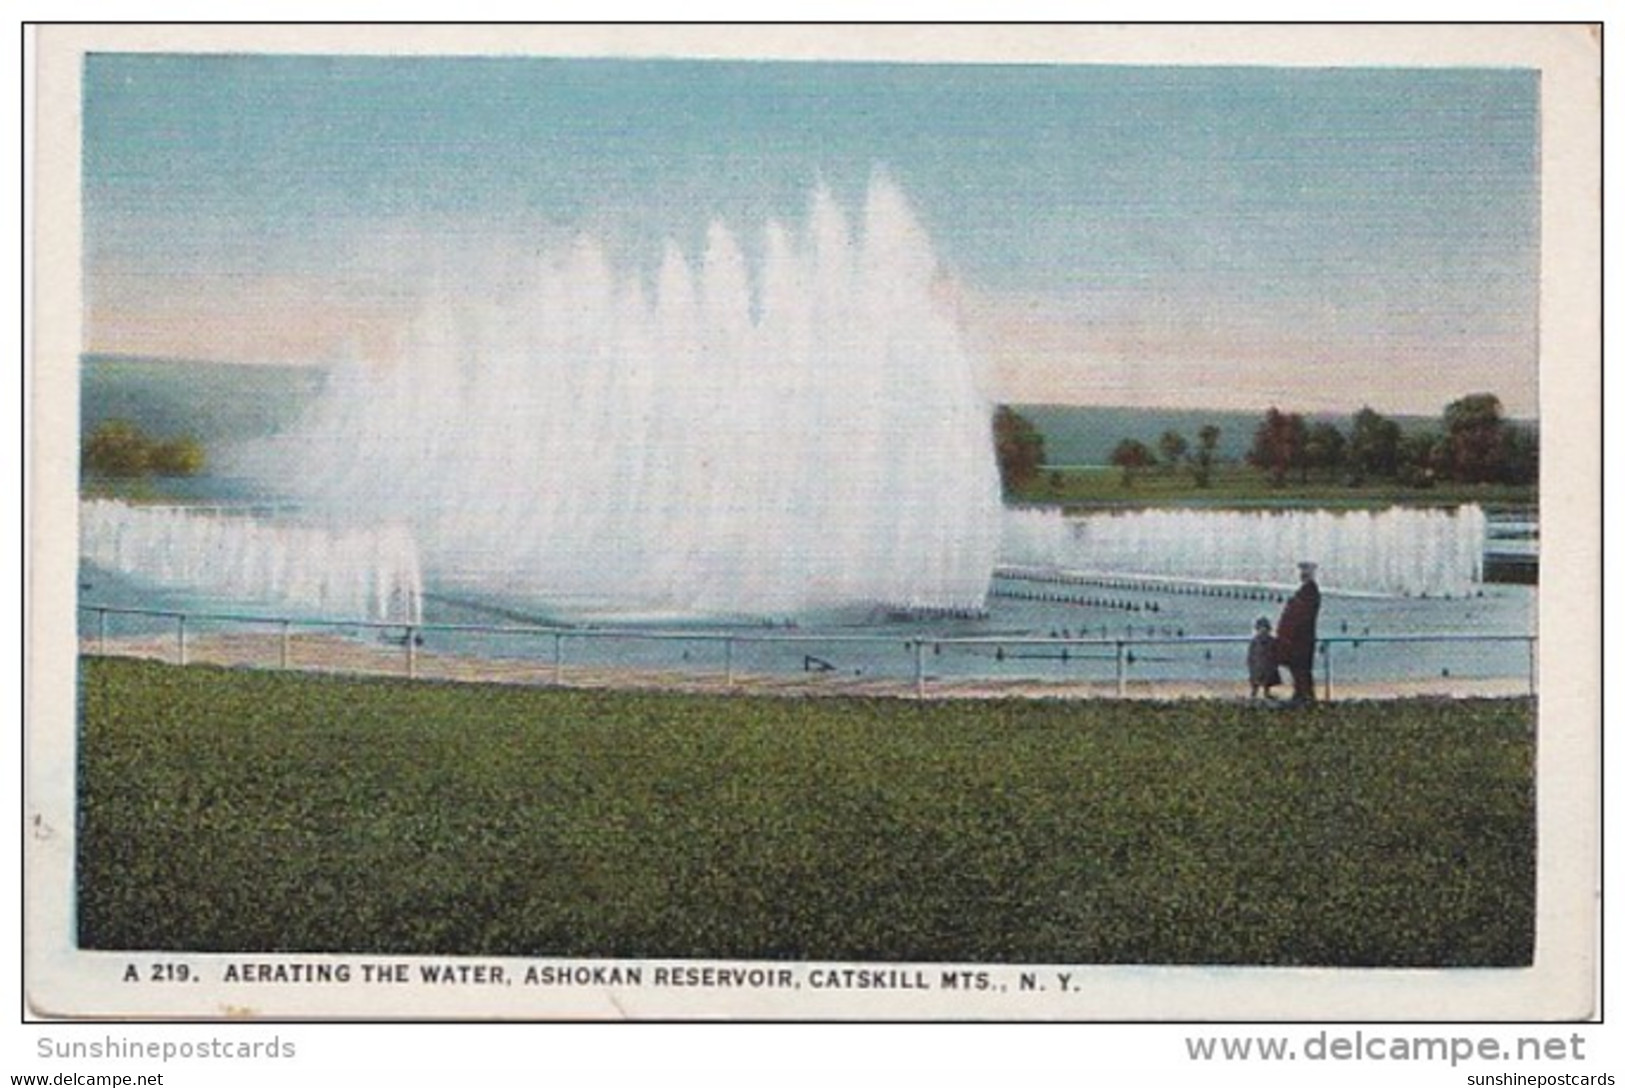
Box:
85;397;1533;505
997;394;1537;504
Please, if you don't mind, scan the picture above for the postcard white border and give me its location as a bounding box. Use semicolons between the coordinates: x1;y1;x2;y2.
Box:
26;22;1601;1021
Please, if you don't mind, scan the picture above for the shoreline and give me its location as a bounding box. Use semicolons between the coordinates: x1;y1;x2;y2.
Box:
79;632;1533;703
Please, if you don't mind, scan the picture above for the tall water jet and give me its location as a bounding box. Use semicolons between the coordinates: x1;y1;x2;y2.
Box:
1000;505;1487;598
245;176;1004;620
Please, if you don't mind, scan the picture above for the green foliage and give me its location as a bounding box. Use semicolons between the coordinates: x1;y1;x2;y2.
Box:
1398;431;1443;488
148;436;206;477
1157;429;1188;470
1250;408;1311;486
82;420;205;479
81;420;152;477
1235;398;1537;491
1349;406;1402;480
1192;424;1221;488
1502;422;1539;486
1109;438;1154;487
1442;393;1512;484
78;658;1534;966
1011;463;1534;507
1305;421;1347;475
993;406;1046;493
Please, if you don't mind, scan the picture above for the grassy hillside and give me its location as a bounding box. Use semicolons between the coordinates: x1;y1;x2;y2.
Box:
78;658;1535;966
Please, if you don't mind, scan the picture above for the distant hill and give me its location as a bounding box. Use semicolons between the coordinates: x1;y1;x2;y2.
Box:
81;355;325;445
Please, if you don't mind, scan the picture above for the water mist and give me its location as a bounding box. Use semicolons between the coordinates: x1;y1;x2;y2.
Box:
251;176;1005;619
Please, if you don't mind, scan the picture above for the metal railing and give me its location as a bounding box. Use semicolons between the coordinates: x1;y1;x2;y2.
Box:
77;604;1537;701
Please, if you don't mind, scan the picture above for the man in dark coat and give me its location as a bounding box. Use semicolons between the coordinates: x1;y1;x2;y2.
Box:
1275;561;1322;705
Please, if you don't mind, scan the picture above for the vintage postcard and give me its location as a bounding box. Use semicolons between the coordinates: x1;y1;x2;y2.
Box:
26;24;1600;1021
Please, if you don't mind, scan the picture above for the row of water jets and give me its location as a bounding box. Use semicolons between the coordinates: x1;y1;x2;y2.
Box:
79;500;425;624
1000;506;1487;601
78;498;1489;624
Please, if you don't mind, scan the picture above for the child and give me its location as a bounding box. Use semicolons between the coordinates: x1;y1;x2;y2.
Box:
1248;616;1283;700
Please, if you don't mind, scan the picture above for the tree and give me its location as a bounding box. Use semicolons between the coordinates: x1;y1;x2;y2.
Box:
1110;438;1154;488
82;420;152;477
1503;422;1539;486
1348;406;1401;481
1192;424;1221;488
149;436;206;477
1247;409;1282;483
993;406;1046;493
1304;421;1347;478
1442;393;1509;484
1248;407;1304;487
1157;430;1188;473
1284;413;1310;483
1397;431;1443;488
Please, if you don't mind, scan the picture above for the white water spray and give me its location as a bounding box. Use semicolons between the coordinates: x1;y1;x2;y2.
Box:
1000;505;1486;598
80;500;423;622
251;177;1004;618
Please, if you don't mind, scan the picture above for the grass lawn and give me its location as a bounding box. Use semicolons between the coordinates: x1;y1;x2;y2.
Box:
1012;464;1536;509
77;657;1535;966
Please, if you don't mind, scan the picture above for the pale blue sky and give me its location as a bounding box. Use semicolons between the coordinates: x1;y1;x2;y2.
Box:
83;55;1540;414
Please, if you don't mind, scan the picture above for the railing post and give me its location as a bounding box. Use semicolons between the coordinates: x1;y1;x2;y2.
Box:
1321;641;1332;703
280;619;291;670
1528;636;1537;697
913;640;925;699
97;608;107;655
724;637;735;688
406;626;417;679
553;632;564;686
176;614;187;667
1115;641;1126;697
